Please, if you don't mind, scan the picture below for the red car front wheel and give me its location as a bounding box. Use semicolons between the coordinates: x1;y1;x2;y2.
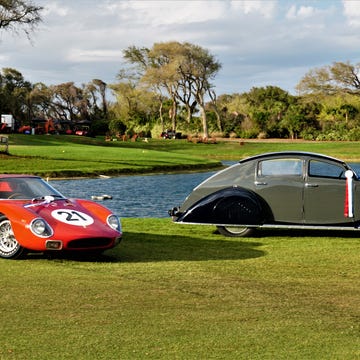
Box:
0;216;27;259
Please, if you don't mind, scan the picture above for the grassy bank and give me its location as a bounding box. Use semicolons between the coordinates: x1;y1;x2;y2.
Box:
3;134;360;178
0;218;358;359
2;135;221;178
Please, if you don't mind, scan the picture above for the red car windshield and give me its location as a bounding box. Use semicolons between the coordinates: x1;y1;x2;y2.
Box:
0;177;64;200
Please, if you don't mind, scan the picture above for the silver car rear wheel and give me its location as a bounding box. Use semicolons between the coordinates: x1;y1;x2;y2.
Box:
217;226;255;237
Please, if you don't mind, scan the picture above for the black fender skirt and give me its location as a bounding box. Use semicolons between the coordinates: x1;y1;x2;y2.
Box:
177;187;266;225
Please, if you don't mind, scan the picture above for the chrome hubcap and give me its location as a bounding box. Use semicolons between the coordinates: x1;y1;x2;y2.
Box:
224;226;248;234
0;220;18;253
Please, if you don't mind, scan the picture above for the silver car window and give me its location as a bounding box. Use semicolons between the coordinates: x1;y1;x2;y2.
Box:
308;160;345;179
258;159;302;176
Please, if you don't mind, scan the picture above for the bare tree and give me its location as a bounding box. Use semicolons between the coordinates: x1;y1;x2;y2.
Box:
177;43;221;138
0;0;43;38
50;82;88;122
296;61;360;95
86;79;108;116
123;41;221;138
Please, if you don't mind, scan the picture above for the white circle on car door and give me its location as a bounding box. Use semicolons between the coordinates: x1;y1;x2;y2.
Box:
51;209;94;226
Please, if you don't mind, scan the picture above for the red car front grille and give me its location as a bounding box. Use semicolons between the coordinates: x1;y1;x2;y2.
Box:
66;238;114;249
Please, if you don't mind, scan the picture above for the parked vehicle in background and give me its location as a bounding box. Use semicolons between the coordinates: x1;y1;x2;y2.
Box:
1;114;15;133
169;151;360;236
161;129;182;139
75;125;90;136
74;121;93;136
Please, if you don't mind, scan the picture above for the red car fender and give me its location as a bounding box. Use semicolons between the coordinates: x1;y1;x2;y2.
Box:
0;201;42;247
74;199;115;220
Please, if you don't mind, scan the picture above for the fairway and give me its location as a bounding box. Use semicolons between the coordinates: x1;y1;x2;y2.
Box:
5;134;360;178
0;218;358;359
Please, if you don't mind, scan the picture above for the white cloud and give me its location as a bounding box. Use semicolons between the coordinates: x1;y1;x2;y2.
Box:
231;0;276;18
41;1;69;17
0;0;358;95
66;49;123;63
103;0;226;25
343;0;360;27
286;4;317;19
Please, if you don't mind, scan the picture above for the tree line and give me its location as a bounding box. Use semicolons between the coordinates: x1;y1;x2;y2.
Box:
0;67;110;134
2;58;360;141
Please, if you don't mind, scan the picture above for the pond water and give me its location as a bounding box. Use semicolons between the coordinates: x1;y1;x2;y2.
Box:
50;162;360;219
51;170;218;218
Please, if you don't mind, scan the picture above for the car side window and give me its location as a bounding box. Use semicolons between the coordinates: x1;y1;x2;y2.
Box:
308;160;345;179
258;159;302;176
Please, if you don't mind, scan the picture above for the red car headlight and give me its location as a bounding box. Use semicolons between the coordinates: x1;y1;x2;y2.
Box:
30;218;53;237
107;215;121;232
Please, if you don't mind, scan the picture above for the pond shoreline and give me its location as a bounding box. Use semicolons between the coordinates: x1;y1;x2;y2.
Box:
45;162;225;181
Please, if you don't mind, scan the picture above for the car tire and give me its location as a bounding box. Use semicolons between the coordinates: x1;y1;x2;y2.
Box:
0;216;27;259
217;226;255;237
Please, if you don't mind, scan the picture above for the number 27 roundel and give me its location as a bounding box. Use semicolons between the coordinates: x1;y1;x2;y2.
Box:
51;209;94;226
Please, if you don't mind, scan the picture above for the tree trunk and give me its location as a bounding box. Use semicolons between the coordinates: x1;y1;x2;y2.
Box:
199;104;209;139
186;104;191;123
169;98;177;131
159;101;164;131
215;109;222;132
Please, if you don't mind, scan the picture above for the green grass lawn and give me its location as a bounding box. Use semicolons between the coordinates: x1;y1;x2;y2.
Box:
0;219;358;359
1;135;359;358
3;134;360;178
2;135;222;177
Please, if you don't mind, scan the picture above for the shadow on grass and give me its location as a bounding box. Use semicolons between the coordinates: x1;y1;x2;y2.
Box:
27;231;265;262
252;228;360;238
110;231;264;263
25;227;359;262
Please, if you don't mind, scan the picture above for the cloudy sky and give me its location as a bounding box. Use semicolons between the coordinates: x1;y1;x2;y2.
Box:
1;0;360;96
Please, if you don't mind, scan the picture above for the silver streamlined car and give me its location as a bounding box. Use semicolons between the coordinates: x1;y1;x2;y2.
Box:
169;151;360;236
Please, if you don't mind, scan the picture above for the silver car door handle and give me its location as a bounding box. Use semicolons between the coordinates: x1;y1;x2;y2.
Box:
305;183;318;187
255;181;267;186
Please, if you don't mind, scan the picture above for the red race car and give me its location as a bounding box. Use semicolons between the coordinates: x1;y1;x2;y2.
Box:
0;175;122;259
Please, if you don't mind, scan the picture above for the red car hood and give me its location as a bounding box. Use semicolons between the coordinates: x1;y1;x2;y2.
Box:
3;197;120;241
